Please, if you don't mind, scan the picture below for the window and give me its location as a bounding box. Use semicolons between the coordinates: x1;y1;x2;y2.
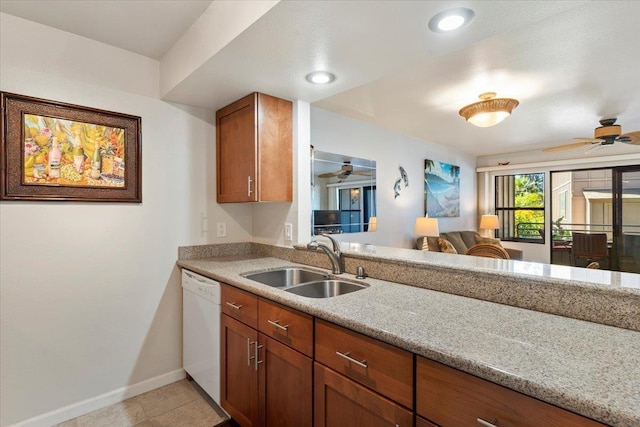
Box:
495;173;545;243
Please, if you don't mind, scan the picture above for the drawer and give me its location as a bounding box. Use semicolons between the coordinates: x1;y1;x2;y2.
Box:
258;298;313;357
416;357;607;427
221;284;258;328
416;416;439;427
314;319;414;408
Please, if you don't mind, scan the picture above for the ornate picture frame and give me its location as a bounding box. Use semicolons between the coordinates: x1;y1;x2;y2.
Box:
1;92;141;202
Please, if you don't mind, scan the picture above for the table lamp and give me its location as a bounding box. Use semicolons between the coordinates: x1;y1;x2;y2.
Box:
414;217;439;250
480;214;499;238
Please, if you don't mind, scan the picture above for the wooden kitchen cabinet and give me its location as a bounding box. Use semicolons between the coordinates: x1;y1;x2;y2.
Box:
221;314;259;427
315;319;414;408
314;362;414;427
259;334;312;427
220;285;312;427
416;416;439;427
258;298;313;357
221;284;258;328
416;357;607;427
216;92;292;203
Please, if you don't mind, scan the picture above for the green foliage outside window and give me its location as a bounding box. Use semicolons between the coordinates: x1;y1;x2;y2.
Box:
514;174;544;239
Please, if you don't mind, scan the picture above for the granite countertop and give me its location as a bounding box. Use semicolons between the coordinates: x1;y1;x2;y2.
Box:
337;242;640;292
177;256;640;427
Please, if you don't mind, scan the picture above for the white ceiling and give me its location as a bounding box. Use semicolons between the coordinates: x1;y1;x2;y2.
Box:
0;0;213;60
2;0;640;158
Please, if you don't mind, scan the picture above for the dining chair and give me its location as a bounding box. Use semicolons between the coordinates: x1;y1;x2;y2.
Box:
465;243;511;259
571;232;608;268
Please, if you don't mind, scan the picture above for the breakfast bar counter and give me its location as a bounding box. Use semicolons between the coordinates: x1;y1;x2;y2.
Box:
177;251;640;427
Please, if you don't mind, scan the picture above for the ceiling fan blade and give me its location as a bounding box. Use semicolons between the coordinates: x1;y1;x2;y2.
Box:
585;144;604;154
543;141;598;152
352;170;372;176
619;131;640;145
317;171;340;178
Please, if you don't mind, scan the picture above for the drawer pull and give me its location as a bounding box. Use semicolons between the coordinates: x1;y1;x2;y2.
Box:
336;351;368;369
248;176;253;197
255;343;263;370
247;338;255;366
267;319;289;331
226;301;244;310
477;418;498;427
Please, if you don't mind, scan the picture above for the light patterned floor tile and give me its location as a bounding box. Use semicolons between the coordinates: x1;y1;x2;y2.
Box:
76;400;147;427
53;419;78;427
132;379;199;418
150;399;225;427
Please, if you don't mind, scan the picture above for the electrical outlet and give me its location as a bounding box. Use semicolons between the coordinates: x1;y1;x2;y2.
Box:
216;222;227;238
284;223;293;241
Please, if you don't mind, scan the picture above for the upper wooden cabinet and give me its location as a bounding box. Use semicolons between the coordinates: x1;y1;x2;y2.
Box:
216;92;293;203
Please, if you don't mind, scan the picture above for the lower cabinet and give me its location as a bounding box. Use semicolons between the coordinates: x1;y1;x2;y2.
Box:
416;417;439;427
314;362;414;427
259;334;312;427
220;283;607;427
221;314;259;427
221;284;313;427
416;357;607;427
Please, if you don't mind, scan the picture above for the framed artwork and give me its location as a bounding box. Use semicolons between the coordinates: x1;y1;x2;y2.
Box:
424;159;460;217
1;92;141;202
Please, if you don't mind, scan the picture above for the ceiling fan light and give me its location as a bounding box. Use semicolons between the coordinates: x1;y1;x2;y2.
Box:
459;92;519;128
467;111;511;127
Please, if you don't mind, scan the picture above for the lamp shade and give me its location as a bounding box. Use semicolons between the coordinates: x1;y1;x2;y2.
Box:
368;216;377;232
459;92;519;127
480;214;500;230
414;217;439;236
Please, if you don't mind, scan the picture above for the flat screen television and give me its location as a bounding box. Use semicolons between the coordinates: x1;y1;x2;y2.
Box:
313;210;341;234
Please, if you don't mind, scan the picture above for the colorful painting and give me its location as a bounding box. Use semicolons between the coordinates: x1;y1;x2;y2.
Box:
1;92;141;202
424;159;460;217
23;115;126;188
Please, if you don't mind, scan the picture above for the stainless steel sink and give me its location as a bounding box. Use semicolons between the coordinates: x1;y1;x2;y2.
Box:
284;280;368;298
242;268;329;288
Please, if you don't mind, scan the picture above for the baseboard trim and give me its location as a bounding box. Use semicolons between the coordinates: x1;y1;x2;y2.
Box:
9;369;186;427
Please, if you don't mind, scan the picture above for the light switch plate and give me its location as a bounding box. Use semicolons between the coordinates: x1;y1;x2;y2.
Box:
284;223;293;241
216;222;227;238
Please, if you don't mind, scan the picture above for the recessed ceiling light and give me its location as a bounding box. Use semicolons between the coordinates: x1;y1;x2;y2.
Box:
305;71;336;84
428;8;475;33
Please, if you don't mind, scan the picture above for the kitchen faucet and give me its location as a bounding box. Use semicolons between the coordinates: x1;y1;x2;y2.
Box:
307;234;343;274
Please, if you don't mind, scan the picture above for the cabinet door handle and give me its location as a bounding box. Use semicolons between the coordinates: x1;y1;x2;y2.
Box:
267;319;289;331
477;418;498;427
255;343;263;370
335;351;368;369
226;301;244;310
247;176;253;197
247;338;255;366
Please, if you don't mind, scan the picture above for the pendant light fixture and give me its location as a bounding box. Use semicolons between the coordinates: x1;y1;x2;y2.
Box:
458;92;519;127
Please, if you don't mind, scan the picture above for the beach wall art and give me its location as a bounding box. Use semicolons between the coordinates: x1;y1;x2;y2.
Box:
424;159;460;217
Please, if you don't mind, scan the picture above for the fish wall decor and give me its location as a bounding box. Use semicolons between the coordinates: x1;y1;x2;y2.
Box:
394;166;409;199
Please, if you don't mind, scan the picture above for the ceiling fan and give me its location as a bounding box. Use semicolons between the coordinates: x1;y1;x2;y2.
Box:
317;162;371;180
543;118;640;153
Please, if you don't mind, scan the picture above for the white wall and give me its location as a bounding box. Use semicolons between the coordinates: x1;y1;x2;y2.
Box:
310;107;477;249
0;13;251;426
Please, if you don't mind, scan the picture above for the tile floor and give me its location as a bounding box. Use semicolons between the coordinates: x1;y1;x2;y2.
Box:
54;379;229;427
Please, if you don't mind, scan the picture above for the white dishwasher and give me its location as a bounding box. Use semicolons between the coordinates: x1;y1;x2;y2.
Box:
182;269;221;404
